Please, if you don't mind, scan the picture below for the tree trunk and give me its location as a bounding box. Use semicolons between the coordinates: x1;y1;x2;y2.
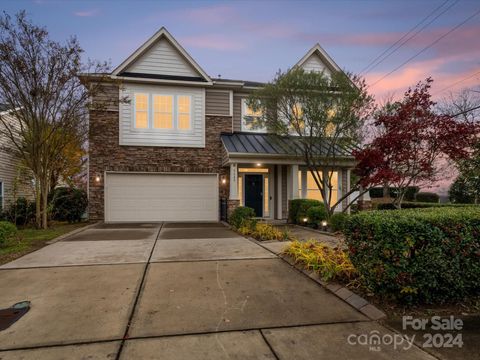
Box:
41;179;49;229
35;179;41;229
383;182;389;198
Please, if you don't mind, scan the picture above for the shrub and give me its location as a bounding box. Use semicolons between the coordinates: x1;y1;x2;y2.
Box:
415;192;439;203
306;206;328;227
229;206;256;229
0;221;17;246
284;240;357;282
329;213;348;232
369;186;419;200
289;199;323;224
0;197;36;226
376;201;465;210
343;207;480;304
50;187;88;223
237;222;288;241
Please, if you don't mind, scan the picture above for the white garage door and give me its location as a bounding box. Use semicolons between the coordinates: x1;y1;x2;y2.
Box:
105;173;218;222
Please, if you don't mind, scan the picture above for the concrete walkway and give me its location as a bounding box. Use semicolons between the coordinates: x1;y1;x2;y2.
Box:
0;222;434;359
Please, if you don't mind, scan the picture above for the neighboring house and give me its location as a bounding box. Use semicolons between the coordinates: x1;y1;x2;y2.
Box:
82;27;356;222
0;105;34;212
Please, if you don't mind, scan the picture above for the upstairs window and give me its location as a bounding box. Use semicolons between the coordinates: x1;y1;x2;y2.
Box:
241;99;266;132
178;96;191;130
134;93;149;129
134;93;192;131
153;95;173;129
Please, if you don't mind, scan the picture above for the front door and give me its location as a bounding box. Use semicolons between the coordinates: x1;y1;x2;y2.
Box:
244;174;263;217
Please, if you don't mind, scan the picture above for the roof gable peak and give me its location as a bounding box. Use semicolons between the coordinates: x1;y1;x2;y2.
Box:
112;27;211;83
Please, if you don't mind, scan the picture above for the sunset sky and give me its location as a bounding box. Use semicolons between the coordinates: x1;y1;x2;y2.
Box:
3;0;479;103
3;0;479;194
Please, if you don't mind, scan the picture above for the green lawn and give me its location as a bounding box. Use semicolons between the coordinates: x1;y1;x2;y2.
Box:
0;222;90;265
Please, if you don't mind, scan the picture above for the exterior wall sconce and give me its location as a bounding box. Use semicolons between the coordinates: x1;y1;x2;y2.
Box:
95;175;101;183
220;175;227;185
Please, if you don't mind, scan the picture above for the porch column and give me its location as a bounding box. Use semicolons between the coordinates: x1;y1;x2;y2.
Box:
290;164;299;199
229;163;239;200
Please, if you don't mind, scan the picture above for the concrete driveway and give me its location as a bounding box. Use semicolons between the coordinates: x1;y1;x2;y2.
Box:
0;222;435;359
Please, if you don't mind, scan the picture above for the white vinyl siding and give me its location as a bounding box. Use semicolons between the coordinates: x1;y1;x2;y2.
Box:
301;54;332;76
125;38;199;77
120;84;205;147
105;173;218;222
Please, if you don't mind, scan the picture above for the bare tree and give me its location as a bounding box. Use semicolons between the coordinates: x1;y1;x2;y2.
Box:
0;11;109;228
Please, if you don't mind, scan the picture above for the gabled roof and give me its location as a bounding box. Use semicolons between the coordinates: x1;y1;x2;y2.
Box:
221;132;356;158
294;43;342;74
111;27;212;84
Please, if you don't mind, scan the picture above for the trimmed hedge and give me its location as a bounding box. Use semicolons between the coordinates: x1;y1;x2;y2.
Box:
376;202;471;210
415;192;440;203
306;206;328;227
0;221;17;246
288;199;323;224
344;207;480;304
229;206;255;229
329;213;349;232
50;187;88;223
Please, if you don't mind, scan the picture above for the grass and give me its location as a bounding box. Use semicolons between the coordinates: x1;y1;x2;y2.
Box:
0;221;89;265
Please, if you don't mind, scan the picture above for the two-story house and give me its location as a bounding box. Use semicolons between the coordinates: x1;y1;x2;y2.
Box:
82;27;356;223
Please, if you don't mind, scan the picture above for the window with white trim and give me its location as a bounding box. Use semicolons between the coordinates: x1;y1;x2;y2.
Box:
153;95;173;129
178;96;191;130
134;93;192;131
134;93;149;129
298;170;338;203
241;99;266;132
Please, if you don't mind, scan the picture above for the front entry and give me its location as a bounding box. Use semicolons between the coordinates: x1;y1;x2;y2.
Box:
244;174;263;217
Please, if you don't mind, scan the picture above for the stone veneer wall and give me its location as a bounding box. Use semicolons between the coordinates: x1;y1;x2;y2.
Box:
88;109;232;220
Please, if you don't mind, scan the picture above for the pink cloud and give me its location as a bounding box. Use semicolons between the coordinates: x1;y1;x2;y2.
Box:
74;9;99;17
179;34;246;51
366;53;480;101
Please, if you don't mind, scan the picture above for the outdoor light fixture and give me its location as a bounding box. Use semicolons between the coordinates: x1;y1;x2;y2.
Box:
302;217;308;223
95;175;101;183
321;220;328;231
256;163;262;167
221;175;227;185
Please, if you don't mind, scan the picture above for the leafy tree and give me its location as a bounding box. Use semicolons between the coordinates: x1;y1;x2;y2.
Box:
0;11;109;228
449;175;477;204
356;78;478;208
248;68;375;217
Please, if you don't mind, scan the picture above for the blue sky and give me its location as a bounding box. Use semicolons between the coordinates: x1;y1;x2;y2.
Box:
2;0;479;101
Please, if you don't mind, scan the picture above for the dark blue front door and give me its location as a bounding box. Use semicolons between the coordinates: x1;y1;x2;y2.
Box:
244;174;263;217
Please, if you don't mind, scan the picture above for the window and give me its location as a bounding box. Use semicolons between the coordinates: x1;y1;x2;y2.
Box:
153;95;173;129
133;93;192;131
178;96;191;130
298;170;338;203
134;93;148;129
241;99;265;132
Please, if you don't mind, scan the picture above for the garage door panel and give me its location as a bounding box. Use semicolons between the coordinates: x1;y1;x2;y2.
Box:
105;174;218;222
